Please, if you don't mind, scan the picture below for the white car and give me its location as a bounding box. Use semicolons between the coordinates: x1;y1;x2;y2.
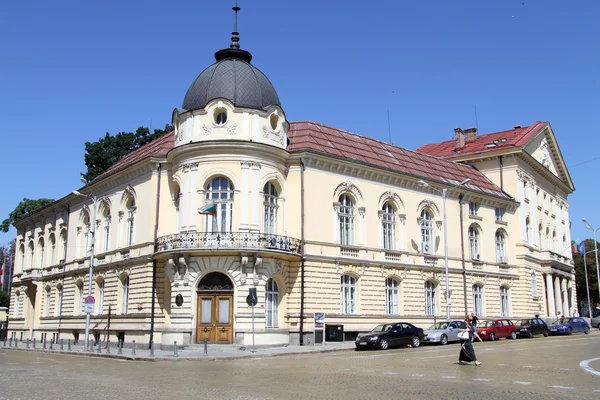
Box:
423;320;468;345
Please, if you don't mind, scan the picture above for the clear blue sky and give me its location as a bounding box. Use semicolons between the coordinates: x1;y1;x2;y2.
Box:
1;0;598;248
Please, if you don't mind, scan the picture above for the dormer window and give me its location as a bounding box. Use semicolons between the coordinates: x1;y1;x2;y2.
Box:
269;112;279;130
214;108;227;125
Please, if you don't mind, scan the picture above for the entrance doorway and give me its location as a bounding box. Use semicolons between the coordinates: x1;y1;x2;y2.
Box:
196;272;234;344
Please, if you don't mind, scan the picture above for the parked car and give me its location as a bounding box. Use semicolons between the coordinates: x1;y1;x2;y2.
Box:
355;322;424;350
514;318;549;338
423;320;467;345
476;318;517;341
591;309;600;329
548;317;590;335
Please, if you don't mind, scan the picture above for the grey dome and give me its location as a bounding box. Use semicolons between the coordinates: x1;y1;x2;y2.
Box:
183;48;281;112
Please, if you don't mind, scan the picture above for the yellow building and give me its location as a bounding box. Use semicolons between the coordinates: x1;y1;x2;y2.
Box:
7;23;575;348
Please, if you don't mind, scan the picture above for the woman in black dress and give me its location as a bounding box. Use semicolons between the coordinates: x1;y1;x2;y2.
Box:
458;318;481;366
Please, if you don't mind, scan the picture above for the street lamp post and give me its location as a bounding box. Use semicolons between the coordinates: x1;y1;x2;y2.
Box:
582;218;600;309
73;179;97;352
418;178;471;321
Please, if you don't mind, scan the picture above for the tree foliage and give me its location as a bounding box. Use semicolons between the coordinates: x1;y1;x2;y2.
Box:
0;240;15;306
1;199;55;233
82;124;173;181
573;239;599;315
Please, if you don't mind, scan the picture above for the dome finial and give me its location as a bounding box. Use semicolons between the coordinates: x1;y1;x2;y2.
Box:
230;0;241;49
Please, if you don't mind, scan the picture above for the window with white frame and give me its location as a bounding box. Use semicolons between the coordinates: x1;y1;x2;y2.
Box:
420;209;433;250
174;189;181;232
469;202;478;216
495;231;506;263
28;242;34;269
265;278;279;328
49;234;56;266
19;245;24;271
83;212;91;257
205;177;234;233
382;202;396;250
45;287;51;317
472;284;483;316
97;280;104;315
121;276;129;314
340;274;357;314
103;210;111;253
14;293;20;317
525;218;530;242
126;199;136;247
538;225;543;249
38;238;45;268
76;283;84;316
56;286;63;317
425;281;436;316
60;231;67;262
469;227;480;260
500;286;509;317
338;194;355;245
531;274;537;297
385;278;399;315
263;182;278;235
495;207;504;221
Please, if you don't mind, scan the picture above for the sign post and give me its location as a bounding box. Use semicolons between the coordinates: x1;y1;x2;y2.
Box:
246;288;258;353
84;296;95;314
314;312;325;345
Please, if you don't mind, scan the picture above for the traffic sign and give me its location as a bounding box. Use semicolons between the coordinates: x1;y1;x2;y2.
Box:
84;296;95;313
85;296;95;304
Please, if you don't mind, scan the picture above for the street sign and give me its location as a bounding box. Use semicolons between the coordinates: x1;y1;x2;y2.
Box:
84;296;95;313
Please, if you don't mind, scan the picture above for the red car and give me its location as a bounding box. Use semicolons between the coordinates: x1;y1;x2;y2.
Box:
476;318;517;341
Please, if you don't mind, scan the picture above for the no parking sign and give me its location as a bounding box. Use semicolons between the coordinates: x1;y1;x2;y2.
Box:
84;296;95;313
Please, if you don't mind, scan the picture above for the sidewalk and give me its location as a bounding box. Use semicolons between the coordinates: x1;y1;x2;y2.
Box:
0;339;356;361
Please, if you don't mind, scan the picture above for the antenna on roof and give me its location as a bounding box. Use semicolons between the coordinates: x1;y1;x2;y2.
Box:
230;0;241;49
387;109;392;145
474;105;479;131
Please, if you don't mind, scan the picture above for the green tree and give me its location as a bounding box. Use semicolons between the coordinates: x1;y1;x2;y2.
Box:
82;124;173;181
0;289;8;308
573;239;599;315
0;240;15;307
1;199;55;233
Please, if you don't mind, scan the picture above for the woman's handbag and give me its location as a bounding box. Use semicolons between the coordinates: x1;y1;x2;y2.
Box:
457;331;470;340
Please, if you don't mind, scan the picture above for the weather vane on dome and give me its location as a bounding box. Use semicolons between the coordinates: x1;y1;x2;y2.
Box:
230;0;241;49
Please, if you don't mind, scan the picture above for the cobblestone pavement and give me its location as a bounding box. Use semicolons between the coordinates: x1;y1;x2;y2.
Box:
1;333;600;400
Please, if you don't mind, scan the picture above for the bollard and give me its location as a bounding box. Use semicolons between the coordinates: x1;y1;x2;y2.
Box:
14;339;17;348
203;339;208;356
173;341;179;357
132;340;136;356
67;339;71;351
26;339;30;349
49;340;53;350
43;337;47;349
60;339;64;351
149;341;155;357
96;341;101;353
118;340;123;355
106;340;111;354
33;338;36;349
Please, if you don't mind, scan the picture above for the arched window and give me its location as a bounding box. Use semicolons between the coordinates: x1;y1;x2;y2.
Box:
469;227;480;260
472;284;483;316
531;273;537;297
500;286;509;317
340;274;357;314
82;211;91;257
49;234;56;266
28;242;34;269
102;207;111;253
18;244;25;271
60;230;67;263
538;224;543;249
525;217;530;243
38;238;45;268
265;278;279;328
338;194;354;245
97;280;104;315
263;182;278;235
121;276;130;314
382;202;396;251
126;199;136;247
45;286;51;317
174;185;181;232
552;230;557;252
385;278;399;315
495;231;506;263
76;282;84;316
420;210;433;253
545;227;550;250
425;281;436;316
56;285;63;317
205;177;234;233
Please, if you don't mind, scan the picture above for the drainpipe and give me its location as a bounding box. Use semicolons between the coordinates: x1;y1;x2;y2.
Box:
149;163;162;349
300;159;306;346
459;194;468;317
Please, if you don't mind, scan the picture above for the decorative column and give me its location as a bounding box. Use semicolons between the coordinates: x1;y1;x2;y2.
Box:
240;161;250;229
251;162;261;230
561;278;569;317
545;274;556;317
333;202;340;244
516;171;528;242
188;163;198;231
181;164;190;231
553;275;562;317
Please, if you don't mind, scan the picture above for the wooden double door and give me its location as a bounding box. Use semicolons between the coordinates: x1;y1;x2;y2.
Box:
196;292;233;344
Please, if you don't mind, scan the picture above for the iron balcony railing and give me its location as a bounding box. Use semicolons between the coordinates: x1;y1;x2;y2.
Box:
155;231;302;255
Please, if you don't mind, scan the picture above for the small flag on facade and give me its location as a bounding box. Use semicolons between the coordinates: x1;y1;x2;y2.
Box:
578;241;587;256
198;202;217;216
572;240;579;254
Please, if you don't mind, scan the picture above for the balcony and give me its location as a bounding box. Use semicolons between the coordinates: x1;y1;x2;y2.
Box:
155;231;302;255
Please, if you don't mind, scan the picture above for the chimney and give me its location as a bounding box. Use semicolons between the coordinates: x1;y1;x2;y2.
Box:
464;127;478;142
454;128;465;149
514;124;521;129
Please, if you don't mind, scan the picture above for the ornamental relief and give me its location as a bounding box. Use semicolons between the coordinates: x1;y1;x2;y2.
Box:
262;125;284;145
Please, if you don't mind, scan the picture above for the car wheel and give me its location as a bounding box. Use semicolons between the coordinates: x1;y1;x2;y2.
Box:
585;327;590;334
567;327;573;335
379;338;389;350
411;336;421;348
542;330;548;337
440;335;448;345
510;331;517;340
527;330;534;338
489;333;495;342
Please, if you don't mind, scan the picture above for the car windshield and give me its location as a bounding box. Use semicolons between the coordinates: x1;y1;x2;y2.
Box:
479;320;493;328
553;318;571;325
370;324;393;333
429;322;448;330
518;319;531;325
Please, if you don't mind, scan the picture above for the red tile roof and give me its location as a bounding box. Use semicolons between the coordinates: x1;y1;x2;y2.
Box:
416;122;548;159
93;131;175;182
288;121;509;199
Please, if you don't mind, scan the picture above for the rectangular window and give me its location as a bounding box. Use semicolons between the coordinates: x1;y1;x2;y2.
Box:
425;282;436;316
386;279;399;315
57;288;63;317
340;275;356;314
122;277;129;314
45;290;51;317
98;281;104;315
469;202;478;216
495;208;504;221
201;298;212;324
500;288;509;317
14;294;20;317
218;298;230;323
472;285;483;316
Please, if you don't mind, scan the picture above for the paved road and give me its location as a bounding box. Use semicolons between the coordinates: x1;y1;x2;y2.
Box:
1;333;600;400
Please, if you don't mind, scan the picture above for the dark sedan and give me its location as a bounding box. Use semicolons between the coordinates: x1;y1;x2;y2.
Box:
515;318;549;338
355;322;424;350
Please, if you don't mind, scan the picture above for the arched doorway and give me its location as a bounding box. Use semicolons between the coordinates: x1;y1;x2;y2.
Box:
196;272;234;344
